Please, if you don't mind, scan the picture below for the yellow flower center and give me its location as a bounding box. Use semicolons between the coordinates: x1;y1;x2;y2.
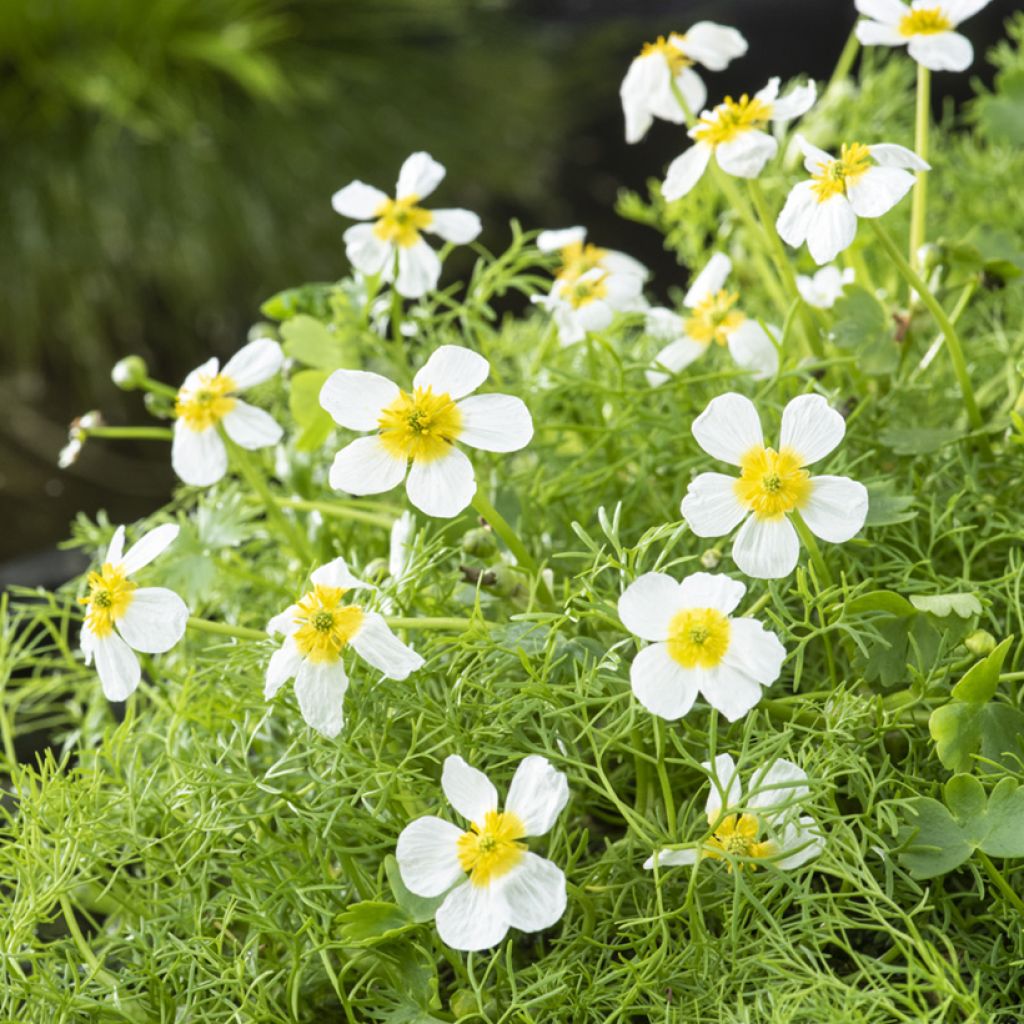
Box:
685;289;745;346
692;94;773;147
810;142;872;203
666;607;731;669
377;386;462;462
556;241;608;285
175;373;237;432
456;809;527;887
373;195;434;248
706;813;776;869
561;273;609;309
640;34;693;75
734;446;811;520
80;563;136;638
292;585;364;663
899;6;952;35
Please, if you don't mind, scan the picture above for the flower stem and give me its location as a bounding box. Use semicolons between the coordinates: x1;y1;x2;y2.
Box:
140;376;179;399
977;850;1024;917
868;220;986;442
187;617;269;641
909;64;931;269
82;426;174;441
274;497;394;529
789;509;834;589
823;27;861;101
654;719;677;836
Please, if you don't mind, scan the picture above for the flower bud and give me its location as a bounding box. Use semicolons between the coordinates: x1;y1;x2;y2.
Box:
700;547;722;570
364;558;390;583
964;629;996;657
111;355;148;390
248;323;278;343
462;526;497;558
917;243;942;273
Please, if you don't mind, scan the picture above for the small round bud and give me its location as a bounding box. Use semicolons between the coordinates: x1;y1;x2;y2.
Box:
700;547;722;570
462;526;497;558
488;564;526;599
964;629;996;657
248;323;278;343
111;355;148;390
364;558;390;583
918;243;942;273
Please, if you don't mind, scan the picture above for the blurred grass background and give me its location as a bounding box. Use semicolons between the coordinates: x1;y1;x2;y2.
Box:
0;0;1015;573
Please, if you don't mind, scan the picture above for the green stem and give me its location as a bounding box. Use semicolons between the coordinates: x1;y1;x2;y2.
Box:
790;509;834;588
83;426;174;441
140;376;178;399
906;278;977;380
188;617;269;641
823;27;861;101
654;719;677;836
275;497;394;529
977;851;1024;917
668;78;696;126
868;220;986;441
909;64;931;269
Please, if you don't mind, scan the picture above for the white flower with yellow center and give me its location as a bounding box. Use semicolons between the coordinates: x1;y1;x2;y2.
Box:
796;265;855;309
855;0;993;71
644;754;823;871
662;77;816;201
396;754;569;951
681;392;869;579
776;135;930;265
332;152;482;299
79;524;188;701
646;252;779;386
172;338;285;487
537;226;648;287
534;267;645;347
265;557;423;738
618;571;784;722
620;23;749;144
320;345;533;519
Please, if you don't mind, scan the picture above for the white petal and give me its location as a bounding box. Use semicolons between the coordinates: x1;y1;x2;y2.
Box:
676;572;746;615
455;394;533;452
855;0;909;21
311;557;368;592
867;143;930;171
630;643;700;720
684;252;732;307
797;265;848;308
662;143;712;201
93;632;141;702
180;356;219;393
943;0;992;24
537;227;586;252
647;337;706;386
856;20;907;45
691;392;763;465
715;130;777;179
699;661;765;721
105;525;126;566
435;880;509;951
293;658;348;738
267;605;300;637
907;30;973;71
396;240;441;299
776;180;818;248
350;611;424;680
747;758;809;814
331;180;389;219
774;815;824;869
721;617;786;687
726;319;779;379
121;523;180;575
602;249;649;280
428;208;481;244
753;77;781;106
389;510;416;579
442;755;498;823
807;194;858;265
171;419;228;487
396;152;446;201
770;80;816;123
620;53;668;143
320;369;400;431
680;22;748;70
115;588;188;654
796;133;837;174
221;338;284;390
732;515;800;579
619;572;684;641
779;394;846;465
704;753;743;821
221;401;283;450
681;472;748;537
502;853;567;933
344;222;392;276
665;67;706;121
643;848;698;869
395;816;466;897
405;448;476;519
329;436;407;497
505;756;569;837
801;475;869;543
846;166;915;219
414;345;489;399
265;637;302;699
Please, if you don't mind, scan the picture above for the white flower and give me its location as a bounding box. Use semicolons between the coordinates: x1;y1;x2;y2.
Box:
620;23;748;144
644;754;823;871
618;571;784;722
320;345;533;518
681;393;869;579
854;0;993;72
79;524;189;701
171;338;285;487
662;77;816;201
537;226;648;286
332;152;482;299
534;268;645;346
796;265;855;309
776;135;929;265
645;252;779;385
264;557;423;738
396;754;569;951
389;510;417;581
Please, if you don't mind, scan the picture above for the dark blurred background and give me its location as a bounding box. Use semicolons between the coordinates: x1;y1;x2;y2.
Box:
0;0;1016;583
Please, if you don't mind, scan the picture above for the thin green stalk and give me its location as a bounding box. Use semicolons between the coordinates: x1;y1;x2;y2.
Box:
654;719;677;836
906;278;978;380
977;851;1024;917
790;509;834;588
140;376;179;399
275;497;394;529
82;426;174;441
823;27;861;101
868;220;986;442
909;64;931;269
188;617;269;642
